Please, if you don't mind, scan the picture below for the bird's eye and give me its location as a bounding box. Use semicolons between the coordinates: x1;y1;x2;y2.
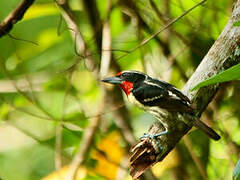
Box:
120;73;126;77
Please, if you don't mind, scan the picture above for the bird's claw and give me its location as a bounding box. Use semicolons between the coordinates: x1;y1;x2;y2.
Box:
140;131;168;151
140;131;168;139
140;133;154;139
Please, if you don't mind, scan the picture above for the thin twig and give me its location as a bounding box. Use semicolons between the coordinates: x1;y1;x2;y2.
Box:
100;0;112;77
116;0;207;61
0;0;35;37
183;135;209;180
0;58;58;123
56;0;112;179
7;33;38;45
0;97;53;121
55;73;73;171
149;0;203;80
66;115;101;180
56;0;98;76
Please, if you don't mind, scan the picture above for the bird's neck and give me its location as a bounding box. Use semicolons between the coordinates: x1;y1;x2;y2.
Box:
120;81;133;97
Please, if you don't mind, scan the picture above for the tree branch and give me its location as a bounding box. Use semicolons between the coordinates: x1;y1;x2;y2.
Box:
0;0;35;38
129;0;240;179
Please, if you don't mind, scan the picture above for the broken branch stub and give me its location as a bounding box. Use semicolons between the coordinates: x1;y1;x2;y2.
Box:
130;113;191;180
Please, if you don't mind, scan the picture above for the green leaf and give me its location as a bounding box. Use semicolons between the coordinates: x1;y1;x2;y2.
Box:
192;63;240;91
233;159;240;180
233;20;240;26
17;40;74;74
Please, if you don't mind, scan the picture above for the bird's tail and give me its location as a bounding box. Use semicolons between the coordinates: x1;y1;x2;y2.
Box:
193;119;220;141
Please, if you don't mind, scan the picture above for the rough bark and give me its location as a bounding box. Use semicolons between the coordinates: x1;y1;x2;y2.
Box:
130;1;240;179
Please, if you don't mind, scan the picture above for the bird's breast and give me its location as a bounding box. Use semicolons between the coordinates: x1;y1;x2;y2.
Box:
128;92;168;118
128;92;145;109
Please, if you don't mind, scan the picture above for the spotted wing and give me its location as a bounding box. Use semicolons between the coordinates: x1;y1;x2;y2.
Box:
152;79;191;103
132;79;192;112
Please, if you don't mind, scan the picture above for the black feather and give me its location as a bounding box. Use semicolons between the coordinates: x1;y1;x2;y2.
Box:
132;78;192;112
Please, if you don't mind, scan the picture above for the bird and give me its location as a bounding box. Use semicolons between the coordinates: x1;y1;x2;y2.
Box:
102;70;220;141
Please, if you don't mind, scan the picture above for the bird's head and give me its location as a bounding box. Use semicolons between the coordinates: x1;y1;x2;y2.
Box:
102;71;146;96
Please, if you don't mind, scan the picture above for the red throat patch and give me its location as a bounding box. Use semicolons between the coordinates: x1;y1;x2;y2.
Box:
120;81;133;97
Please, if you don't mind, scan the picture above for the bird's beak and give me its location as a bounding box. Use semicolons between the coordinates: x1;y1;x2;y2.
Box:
101;76;123;84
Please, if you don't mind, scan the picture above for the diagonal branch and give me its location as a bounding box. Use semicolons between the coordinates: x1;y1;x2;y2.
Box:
0;0;35;38
129;0;240;179
56;0;98;76
57;1;113;180
116;0;206;61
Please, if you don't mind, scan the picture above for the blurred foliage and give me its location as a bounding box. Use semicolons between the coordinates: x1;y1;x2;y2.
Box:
0;0;239;180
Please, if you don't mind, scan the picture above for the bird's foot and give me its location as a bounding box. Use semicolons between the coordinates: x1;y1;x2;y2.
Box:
140;130;168;151
140;130;168;139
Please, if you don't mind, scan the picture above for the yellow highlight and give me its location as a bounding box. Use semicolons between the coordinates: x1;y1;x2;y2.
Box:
92;132;124;179
71;71;94;93
24;4;58;20
15;28;62;60
42;132;180;180
37;29;62;50
42;165;87;180
42;132;124;180
152;148;180;177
